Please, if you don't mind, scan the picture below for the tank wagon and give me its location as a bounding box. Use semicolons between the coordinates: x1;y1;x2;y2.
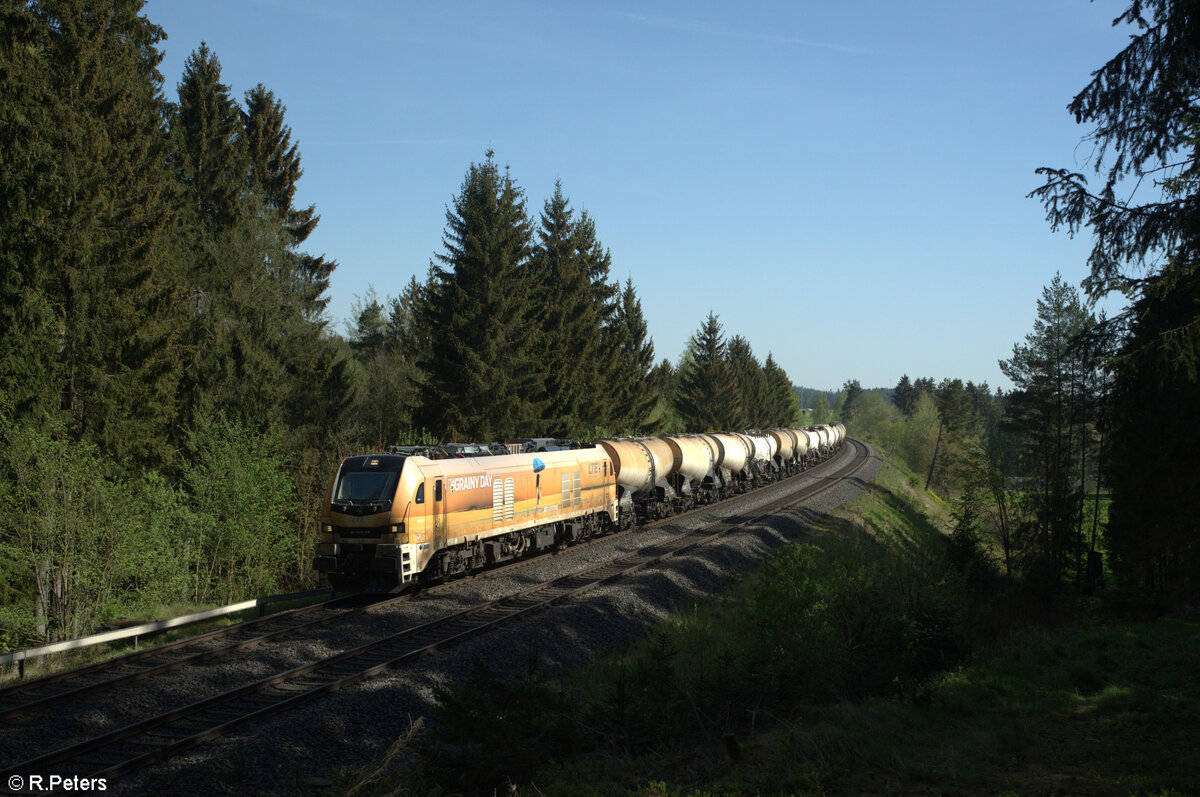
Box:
314;424;847;592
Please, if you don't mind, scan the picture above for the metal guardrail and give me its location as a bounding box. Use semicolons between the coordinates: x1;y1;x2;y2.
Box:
0;588;333;678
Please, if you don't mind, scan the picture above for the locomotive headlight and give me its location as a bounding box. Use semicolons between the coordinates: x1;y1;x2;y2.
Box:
323;524;333;533
391;523;404;535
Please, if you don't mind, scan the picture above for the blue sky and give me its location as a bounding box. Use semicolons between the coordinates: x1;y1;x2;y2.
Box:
144;0;1131;391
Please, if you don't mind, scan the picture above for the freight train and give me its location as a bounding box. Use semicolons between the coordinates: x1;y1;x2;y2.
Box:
312;424;846;592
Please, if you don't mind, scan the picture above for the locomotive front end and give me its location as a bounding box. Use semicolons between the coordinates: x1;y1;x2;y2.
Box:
313;453;418;592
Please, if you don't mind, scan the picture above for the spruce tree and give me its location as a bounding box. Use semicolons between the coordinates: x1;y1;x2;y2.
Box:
606;279;658;433
173;43;247;235
892;374;917;416
243;83;334;318
840;378;864;422
762;354;799;427
1032;1;1200;586
999;275;1099;587
171;46;339;438
418;152;541;439
674;313;737;432
0;3;61;422
573;209;620;430
529;182;598;434
0;0;183;468
727;335;768;428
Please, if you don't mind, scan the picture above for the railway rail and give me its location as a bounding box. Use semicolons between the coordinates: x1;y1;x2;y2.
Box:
0;439;870;783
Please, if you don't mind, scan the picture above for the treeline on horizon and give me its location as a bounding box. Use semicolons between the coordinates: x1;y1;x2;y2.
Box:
0;1;801;649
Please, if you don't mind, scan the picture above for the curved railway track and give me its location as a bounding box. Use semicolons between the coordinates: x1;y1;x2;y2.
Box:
0;438;871;783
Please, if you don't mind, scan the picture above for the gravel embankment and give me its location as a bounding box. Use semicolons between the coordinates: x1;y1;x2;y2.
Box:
32;443;883;796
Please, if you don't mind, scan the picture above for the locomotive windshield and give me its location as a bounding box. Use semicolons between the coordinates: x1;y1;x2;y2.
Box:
333;455;406;505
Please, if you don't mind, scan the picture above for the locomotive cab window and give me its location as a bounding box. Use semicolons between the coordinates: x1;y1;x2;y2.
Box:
333;454;406;504
414;483;424;504
435;479;443;501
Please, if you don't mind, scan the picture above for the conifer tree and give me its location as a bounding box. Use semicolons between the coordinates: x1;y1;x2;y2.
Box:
171;46;340;438
999;275;1099;587
529;182;600;434
573;210;620;429
173;43;247;235
418;152;541;439
674;313;737;432
1033;0;1200;588
762;354;799;427
840;379;864;422
892;374;917;416
727;335;767;428
0;0;183;468
243;83;334;318
606;279;658;432
0;3;61;422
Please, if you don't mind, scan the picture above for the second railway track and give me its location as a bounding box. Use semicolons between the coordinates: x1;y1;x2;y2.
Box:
0;439;872;784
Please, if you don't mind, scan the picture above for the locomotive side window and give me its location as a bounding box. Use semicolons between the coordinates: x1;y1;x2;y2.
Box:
435;479;443;502
415;483;424;504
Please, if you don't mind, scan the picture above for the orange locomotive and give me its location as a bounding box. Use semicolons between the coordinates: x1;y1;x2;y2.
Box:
313;445;621;592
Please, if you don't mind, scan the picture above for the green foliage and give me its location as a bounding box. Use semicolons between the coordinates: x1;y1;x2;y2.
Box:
839;378;863;421
762;353;800;427
674;313;738;432
179;409;298;603
1105;262;1200;588
892;374;918;416
606;279;661;434
0;421;195;646
808;393;832;424
725;335;767;428
418;151;543;439
846;392;908;474
896;391;939;477
999;274;1103;590
1032;1;1200;591
0;0;185;470
748;534;968;702
529;182;620;435
173;42;248;235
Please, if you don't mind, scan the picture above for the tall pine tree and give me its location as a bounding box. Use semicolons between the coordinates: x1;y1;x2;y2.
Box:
418;152;541;439
0;0;184;468
727;335;767;428
605;279;658;433
674;313;737;432
529;182;602;434
243;83;334;319
172;42;246;236
762;354;799;427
